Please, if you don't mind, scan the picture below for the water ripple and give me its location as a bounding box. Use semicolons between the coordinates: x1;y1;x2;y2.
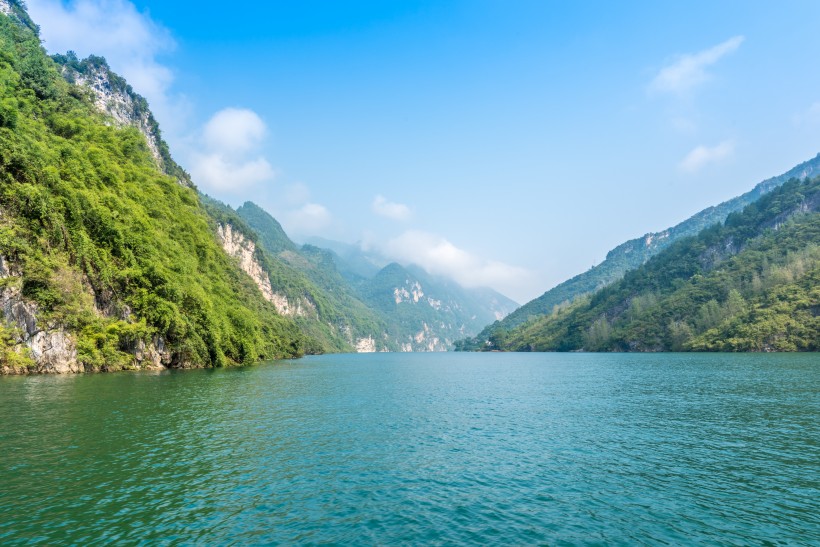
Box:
0;352;818;544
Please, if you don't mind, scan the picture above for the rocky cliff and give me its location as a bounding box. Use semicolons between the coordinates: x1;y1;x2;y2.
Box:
216;223;317;318
53;52;193;187
0;3;306;373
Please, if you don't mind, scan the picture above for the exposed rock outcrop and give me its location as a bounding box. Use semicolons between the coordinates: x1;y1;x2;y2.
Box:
0;256;78;373
216;223;316;318
355;336;376;353
53;54;193;187
0;256;173;374
67;64;163;165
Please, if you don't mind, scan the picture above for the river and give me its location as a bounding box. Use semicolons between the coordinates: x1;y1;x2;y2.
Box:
1;352;818;544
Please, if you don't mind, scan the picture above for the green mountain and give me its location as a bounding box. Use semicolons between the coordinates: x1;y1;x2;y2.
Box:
217;200;394;352
236;202;299;254
459;154;820;350
0;4;306;373
350;262;518;351
234;204;518;351
494;176;820;352
52;52;192;187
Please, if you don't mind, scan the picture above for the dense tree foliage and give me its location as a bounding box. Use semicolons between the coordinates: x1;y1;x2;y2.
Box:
0;14;306;369
462;177;820;352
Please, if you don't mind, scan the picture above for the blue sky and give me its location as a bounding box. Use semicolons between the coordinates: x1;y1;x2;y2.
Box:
25;0;820;302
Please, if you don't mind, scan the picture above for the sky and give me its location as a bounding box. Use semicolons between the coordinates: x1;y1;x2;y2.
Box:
23;0;820;303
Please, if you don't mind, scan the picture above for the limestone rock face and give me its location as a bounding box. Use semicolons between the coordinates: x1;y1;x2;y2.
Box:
216;223;316;318
68;65;163;165
217;223;275;301
355;336;376;353
0;256;173;374
0;256;78;373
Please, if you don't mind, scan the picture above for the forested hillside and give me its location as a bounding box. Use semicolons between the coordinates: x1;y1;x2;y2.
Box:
493;177;820;352
209;198;392;353
460;154;820;350
235;202;518;351
0;4;306;372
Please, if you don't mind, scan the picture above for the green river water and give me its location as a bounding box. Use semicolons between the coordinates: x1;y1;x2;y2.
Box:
1;352;818;544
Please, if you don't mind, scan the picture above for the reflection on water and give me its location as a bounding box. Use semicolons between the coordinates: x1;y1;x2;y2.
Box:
1;353;818;544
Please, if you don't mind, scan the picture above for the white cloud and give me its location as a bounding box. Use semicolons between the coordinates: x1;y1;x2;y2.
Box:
189;153;275;192
190;108;277;194
27;0;186;133
383;230;531;292
203;108;267;155
372;195;411;221
679;140;735;172
650;36;744;95
284;203;332;234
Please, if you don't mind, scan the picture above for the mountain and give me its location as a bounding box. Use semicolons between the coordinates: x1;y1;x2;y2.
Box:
203;196;395;353
0;3;306;373
351;262;518;351
52;52;192;187
234;204;518;351
495;176;820;352
236;202;299;254
459;153;820;350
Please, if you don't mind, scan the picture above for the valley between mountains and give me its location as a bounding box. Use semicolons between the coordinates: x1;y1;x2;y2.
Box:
0;0;817;374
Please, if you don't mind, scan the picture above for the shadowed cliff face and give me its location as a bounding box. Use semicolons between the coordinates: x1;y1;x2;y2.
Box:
0;256;174;374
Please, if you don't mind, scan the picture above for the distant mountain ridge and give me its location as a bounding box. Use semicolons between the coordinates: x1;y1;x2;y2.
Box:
235;203;518;351
459;153;820;350
494;175;820;352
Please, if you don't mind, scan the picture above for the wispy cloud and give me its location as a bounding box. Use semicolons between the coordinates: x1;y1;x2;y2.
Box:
283;203;332;234
27;0;188;133
372;195;411;221
679;140;735;172
383;230;531;292
650;36;744;95
190;108;276;193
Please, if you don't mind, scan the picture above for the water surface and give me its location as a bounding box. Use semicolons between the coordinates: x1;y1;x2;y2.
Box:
1;352;818;544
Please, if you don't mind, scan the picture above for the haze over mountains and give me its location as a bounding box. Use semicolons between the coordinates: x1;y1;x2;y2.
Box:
0;0;817;376
0;0;516;374
459;153;820;350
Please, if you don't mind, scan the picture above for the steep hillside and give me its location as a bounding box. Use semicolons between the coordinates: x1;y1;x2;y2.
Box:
497;177;820;352
236;201;299;254
460;153;820;350
209;197;392;352
52;52;192;187
0;4;305;372
352;263;518;351
236;203;518;350
44;35;376;355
